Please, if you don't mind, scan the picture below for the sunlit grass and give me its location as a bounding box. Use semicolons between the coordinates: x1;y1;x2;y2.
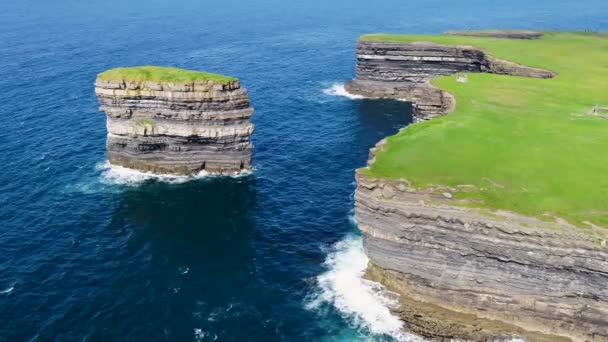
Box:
97;65;237;84
361;32;608;227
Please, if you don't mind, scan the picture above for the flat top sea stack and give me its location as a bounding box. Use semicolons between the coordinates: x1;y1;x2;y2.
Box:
351;31;608;341
95;66;254;175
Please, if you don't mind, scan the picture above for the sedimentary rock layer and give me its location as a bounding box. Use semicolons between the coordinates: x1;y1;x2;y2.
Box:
364;263;569;342
95;78;254;174
355;166;608;341
345;40;554;120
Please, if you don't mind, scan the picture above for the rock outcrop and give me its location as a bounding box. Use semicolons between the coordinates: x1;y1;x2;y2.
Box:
345;39;554;120
95;67;254;174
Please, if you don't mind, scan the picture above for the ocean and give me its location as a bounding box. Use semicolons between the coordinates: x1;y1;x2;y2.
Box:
1;0;606;340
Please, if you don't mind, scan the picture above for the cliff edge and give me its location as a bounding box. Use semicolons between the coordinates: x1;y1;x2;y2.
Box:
95;66;254;175
351;32;608;341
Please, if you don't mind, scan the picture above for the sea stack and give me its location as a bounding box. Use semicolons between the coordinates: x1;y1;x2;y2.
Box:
95;66;254;174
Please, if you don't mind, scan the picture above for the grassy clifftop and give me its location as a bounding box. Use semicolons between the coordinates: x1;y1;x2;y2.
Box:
361;32;608;227
97;66;237;84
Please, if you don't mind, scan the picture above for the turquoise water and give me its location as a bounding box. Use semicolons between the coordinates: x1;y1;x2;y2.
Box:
1;0;606;340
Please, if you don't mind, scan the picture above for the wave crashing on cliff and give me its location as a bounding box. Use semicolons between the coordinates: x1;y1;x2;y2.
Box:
97;161;251;186
307;234;421;341
323;83;364;100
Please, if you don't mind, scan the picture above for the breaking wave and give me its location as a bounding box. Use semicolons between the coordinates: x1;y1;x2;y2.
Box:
323;83;413;104
1;285;15;295
323;83;364;100
96;161;251;186
307;234;422;341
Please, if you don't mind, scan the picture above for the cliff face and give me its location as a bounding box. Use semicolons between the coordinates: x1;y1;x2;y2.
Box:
356;152;608;341
345;41;554;120
95;78;254;174
351;35;608;341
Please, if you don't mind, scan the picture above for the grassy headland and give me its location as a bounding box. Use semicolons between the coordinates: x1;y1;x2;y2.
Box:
97;66;237;84
360;32;608;227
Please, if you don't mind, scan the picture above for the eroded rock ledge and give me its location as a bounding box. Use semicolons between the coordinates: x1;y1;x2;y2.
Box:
95;71;254;174
345;40;554;120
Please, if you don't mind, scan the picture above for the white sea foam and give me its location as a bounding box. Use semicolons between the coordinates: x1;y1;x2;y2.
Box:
307;234;423;341
194;328;217;341
96;161;251;186
193;328;203;341
347;208;357;227
323;83;414;105
322;83;364;100
0;286;14;295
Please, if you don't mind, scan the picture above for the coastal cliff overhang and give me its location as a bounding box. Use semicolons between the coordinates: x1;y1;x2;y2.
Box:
356;31;608;229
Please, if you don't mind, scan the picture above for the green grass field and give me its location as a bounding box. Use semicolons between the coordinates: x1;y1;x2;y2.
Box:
97;66;237;84
360;32;608;227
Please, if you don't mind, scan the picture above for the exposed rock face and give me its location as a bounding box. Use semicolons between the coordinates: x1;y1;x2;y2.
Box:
95;78;254;174
355;150;608;341
364;263;570;342
345;41;554;120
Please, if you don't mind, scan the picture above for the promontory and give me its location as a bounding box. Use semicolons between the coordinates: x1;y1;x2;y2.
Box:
349;31;608;341
95;66;254;174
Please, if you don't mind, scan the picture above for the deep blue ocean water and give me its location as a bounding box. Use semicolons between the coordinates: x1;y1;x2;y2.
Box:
1;0;607;341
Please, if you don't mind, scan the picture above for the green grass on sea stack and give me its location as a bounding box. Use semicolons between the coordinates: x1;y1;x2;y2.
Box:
97;66;237;84
359;32;608;227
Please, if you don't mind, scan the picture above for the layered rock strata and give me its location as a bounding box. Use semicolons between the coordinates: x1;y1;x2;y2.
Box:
352;35;607;341
345;40;554;120
356;142;608;341
95;75;254;174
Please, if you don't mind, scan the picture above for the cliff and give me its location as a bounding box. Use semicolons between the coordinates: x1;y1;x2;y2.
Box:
345;33;553;120
357;169;607;341
351;32;608;341
95;66;254;174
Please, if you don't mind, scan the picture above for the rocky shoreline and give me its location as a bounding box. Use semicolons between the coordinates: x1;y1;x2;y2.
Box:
351;33;608;341
95;69;254;175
